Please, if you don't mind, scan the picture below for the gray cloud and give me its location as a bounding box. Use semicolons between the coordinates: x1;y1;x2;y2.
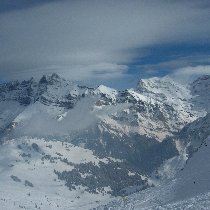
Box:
0;0;59;13
14;97;98;137
0;0;210;81
13;97;129;137
171;65;210;83
139;55;210;75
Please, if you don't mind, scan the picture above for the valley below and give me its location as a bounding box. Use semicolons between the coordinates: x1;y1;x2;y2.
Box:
0;74;209;209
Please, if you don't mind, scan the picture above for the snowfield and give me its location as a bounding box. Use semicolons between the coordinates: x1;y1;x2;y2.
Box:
0;137;116;209
96;135;210;210
0;74;209;209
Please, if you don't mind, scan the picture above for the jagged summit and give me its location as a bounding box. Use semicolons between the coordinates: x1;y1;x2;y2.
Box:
0;73;208;143
39;73;65;85
94;85;118;103
0;74;208;139
137;75;174;89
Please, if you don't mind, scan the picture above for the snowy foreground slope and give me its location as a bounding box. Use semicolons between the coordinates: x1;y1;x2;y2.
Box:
0;137;117;209
96;129;210;210
0;74;209;209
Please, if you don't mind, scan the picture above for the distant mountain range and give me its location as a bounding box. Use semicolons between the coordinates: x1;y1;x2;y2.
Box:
0;74;209;209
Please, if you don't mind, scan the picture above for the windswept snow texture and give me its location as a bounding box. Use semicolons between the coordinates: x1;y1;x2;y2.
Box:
0;74;209;209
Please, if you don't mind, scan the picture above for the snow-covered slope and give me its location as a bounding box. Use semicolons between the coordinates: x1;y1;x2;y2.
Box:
114;76;202;140
0;101;25;134
152;113;210;181
0;74;209;209
0;137;118;209
96;115;210;210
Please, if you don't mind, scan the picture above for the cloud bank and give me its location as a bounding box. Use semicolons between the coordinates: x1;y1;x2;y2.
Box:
13;97;129;137
0;0;210;81
14;98;98;137
171;65;210;82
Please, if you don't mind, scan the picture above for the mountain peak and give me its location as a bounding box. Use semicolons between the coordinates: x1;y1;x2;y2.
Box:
137;76;176;92
39;73;65;86
39;75;48;84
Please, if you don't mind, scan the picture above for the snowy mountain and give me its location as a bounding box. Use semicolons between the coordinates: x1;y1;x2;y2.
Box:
96;114;210;210
0;74;209;209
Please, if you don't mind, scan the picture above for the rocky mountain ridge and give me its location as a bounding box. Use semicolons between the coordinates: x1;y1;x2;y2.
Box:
0;74;209;209
1;74;209;139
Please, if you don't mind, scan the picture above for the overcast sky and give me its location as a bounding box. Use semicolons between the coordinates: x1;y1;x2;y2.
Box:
0;0;210;87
